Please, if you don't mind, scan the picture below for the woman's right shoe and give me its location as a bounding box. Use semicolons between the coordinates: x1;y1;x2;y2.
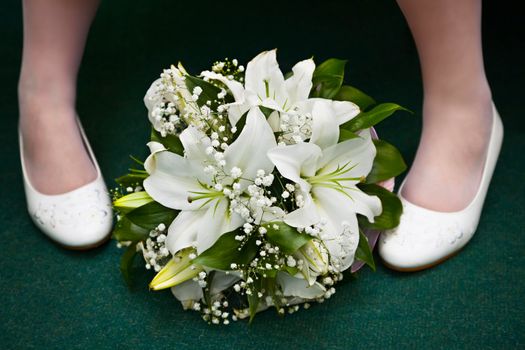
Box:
19;119;113;250
379;103;503;271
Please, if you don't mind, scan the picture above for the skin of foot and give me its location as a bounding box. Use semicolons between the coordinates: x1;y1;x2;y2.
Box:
18;81;97;195
401;90;493;212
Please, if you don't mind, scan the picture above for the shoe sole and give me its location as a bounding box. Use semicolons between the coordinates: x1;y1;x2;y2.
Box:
380;247;464;272
57;233;112;251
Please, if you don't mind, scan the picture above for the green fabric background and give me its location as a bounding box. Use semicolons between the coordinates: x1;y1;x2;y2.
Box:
1;0;524;349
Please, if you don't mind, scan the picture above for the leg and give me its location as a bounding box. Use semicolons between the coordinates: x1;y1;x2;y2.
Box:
19;0;100;194
398;0;493;211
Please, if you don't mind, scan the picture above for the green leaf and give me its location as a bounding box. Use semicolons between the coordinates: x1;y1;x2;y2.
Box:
126;201;178;230
112;216;150;242
120;242;139;287
259;106;274;119
203;270;216;307
193;230;258;270
357;183;403;230
366;140;407;184
283;265;299;276
338;128;360;142
341;103;410;132
263;276;281;310
311;58;347;99
151;128;184;155
334;85;376;111
355;230;376;271
184;75;222;107
247;276;263;323
264;222;311;254
231;110;248;142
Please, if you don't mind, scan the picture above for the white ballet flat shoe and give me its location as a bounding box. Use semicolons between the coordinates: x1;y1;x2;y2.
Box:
379;103;504;271
19;119;113;250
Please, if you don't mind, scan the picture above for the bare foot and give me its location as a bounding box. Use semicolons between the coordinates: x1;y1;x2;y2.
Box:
19;81;97;195
401;90;493;212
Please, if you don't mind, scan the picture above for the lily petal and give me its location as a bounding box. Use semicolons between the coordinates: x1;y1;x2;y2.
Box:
245;50;287;107
310;100;340;150
284;58;315;106
296;98;360;125
200;70;245;102
179;126;212;162
210;271;241;295
253;206;286;225
224;108;277;187
171;280;204;308
267;142;322;192
144;151;207;210
276;272;326;299
144;78;163;130
196;199;244;253
144;141;166;174
318;128;376;178
284;192;320;228
221;100;251;126
312;187;363;271
345;187;383;223
166;209;206;254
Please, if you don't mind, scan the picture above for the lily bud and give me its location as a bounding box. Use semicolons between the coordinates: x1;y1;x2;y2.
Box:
149;248;203;291
114;191;153;213
294;240;329;285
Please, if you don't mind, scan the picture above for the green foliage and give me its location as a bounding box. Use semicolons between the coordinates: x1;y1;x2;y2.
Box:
120;242;140;287
263;222;311;254
341;103;410;132
126;201;178;231
193;230;258;270
184;75;222;108
357;183;403;230
150;128;184;155
259;106;275;119
248;276;264;323
354;230;376;271
113;198;177;241
334;85;376;111
338;128;360;142
231;110;248;142
112;216;151;242
311;58;347;99
366;140;407;184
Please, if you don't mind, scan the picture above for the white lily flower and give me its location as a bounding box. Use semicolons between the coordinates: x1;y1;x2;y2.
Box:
267;129;382;272
276;272;326;299
202;50;360;145
170;270;240;309
143;107;276;254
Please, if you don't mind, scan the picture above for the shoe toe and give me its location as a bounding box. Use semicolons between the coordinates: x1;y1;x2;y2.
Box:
378;202;469;271
30;179;113;249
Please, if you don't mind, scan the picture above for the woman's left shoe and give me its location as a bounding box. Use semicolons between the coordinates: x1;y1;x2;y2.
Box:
378;103;504;271
19;118;113;250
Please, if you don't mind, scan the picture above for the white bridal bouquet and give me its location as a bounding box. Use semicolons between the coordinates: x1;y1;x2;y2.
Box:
112;50;407;324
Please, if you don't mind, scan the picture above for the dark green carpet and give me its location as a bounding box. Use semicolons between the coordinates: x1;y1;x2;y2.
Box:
1;1;524;349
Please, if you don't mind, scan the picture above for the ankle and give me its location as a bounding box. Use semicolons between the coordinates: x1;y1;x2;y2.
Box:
18;73;76;113
19;80;77;130
424;82;492;111
422;85;493;131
